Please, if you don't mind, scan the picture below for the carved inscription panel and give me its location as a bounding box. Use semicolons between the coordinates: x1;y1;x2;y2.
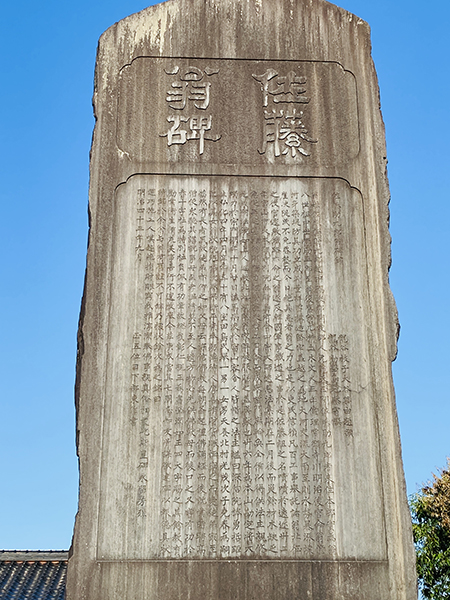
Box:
117;59;359;173
97;175;385;561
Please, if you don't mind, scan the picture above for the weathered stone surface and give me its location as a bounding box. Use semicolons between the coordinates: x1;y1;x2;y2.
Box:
67;0;417;598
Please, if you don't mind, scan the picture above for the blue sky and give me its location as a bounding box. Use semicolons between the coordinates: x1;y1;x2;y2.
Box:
0;0;448;551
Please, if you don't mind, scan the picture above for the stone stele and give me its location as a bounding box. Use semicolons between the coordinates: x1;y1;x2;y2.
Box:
67;0;417;598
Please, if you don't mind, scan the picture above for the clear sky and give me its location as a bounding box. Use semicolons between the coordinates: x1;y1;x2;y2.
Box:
0;0;448;551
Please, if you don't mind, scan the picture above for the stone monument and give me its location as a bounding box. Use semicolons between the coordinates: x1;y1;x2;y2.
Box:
67;0;417;598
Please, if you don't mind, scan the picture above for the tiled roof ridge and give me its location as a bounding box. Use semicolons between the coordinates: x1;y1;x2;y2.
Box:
0;550;69;561
0;552;68;600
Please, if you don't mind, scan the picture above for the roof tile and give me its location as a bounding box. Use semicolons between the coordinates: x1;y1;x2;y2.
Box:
0;551;68;600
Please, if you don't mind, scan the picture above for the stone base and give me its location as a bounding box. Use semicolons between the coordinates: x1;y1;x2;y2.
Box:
87;559;389;599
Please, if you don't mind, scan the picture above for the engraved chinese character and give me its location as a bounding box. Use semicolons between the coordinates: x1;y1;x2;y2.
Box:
259;108;317;157
160;115;220;155
165;65;219;109
252;69;309;106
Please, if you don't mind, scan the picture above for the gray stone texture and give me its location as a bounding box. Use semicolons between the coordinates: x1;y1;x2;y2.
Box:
67;0;417;598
